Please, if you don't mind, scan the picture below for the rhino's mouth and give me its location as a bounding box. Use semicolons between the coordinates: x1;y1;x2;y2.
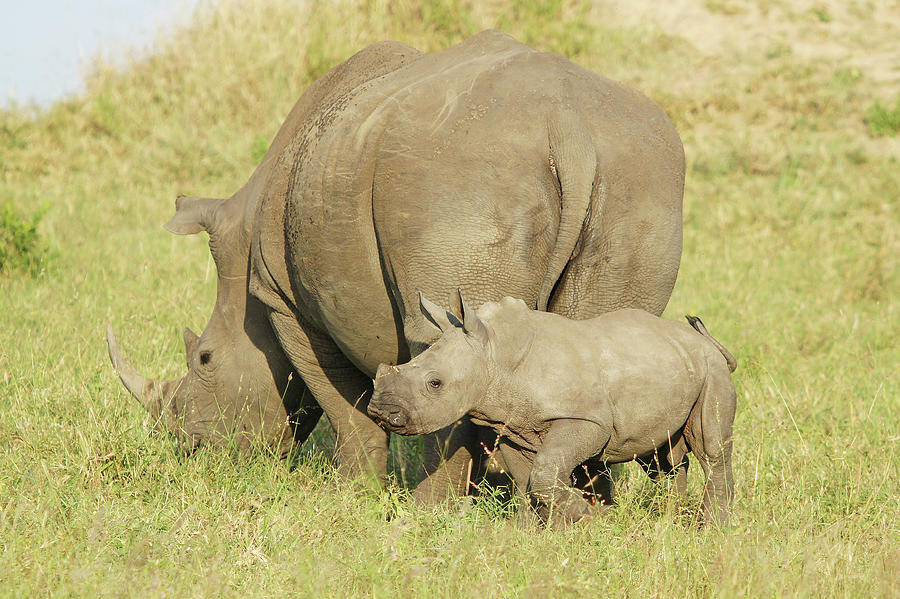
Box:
367;401;410;432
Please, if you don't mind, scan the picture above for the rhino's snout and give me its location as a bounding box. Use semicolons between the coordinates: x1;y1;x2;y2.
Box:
369;405;409;431
368;399;405;423
386;409;407;428
371;363;417;431
367;394;410;432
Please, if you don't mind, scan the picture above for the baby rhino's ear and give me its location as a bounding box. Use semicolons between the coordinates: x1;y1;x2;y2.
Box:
458;288;491;345
418;290;462;333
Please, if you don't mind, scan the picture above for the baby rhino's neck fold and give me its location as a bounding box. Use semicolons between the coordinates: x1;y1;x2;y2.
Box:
468;365;545;450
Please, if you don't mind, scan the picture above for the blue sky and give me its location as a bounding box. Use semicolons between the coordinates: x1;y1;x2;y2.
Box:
1;0;199;107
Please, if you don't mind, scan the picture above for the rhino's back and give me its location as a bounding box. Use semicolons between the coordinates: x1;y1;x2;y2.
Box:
511;307;713;389
579;310;726;461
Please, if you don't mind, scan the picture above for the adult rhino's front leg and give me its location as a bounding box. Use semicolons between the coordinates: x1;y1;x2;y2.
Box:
412;418;486;502
268;311;388;479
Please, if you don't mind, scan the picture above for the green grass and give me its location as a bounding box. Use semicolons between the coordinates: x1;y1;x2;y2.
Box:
865;95;900;137
1;0;898;596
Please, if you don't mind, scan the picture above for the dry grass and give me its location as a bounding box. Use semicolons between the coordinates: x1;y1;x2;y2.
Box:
1;1;897;597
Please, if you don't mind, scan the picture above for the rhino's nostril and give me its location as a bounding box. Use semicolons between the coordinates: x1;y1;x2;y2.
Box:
387;410;406;428
367;400;406;429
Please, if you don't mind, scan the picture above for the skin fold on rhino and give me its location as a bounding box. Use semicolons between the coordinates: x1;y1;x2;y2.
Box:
107;30;685;500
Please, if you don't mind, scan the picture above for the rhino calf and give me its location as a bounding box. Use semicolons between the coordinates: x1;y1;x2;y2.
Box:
368;290;737;527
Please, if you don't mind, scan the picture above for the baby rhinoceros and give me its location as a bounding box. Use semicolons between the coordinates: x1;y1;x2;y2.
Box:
368;291;738;527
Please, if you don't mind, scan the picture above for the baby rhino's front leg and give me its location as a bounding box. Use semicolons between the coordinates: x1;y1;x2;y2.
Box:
527;418;610;527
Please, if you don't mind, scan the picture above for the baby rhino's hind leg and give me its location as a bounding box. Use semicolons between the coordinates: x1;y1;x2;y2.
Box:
684;373;737;526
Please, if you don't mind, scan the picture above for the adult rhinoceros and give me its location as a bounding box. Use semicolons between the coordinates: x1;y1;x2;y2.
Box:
107;30;684;501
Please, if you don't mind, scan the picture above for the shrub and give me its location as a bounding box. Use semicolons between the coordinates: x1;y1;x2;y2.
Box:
864;96;900;137
0;203;51;275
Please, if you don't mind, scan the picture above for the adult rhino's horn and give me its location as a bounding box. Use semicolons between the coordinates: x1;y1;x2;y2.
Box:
163;196;224;235
106;324;177;418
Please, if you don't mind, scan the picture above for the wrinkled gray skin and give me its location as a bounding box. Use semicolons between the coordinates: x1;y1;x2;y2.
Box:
107;30;685;499
369;292;737;526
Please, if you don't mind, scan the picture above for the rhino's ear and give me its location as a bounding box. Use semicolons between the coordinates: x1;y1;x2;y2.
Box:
164;196;223;235
183;327;200;362
458;288;491;345
418;290;462;333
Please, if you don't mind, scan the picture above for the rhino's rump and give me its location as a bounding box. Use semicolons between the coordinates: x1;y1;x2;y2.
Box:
597;319;710;462
259;31;684;376
372;52;575;352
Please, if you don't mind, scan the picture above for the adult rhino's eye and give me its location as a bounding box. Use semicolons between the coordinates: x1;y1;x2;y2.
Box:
199;351;212;366
428;379;442;389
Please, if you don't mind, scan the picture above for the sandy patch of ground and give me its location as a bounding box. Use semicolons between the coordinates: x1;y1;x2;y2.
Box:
603;0;900;97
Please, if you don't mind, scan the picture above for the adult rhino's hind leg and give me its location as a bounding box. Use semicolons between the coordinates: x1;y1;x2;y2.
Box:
268;310;389;481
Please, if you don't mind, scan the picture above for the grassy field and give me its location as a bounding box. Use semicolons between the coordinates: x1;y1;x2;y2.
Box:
1;0;898;596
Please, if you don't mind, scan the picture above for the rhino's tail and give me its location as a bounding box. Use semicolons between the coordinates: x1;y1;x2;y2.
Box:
536;109;597;312
686;315;737;372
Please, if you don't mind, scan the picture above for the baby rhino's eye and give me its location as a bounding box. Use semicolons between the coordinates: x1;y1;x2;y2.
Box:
428;379;442;389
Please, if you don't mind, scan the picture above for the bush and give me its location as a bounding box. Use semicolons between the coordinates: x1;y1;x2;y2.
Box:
0;203;51;275
864;95;900;137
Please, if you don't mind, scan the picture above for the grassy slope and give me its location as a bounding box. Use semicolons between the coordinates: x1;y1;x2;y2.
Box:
1;0;897;596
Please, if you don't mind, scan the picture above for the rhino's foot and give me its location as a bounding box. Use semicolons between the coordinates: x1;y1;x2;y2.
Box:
526;418;611;528
530;486;593;529
330;426;390;485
